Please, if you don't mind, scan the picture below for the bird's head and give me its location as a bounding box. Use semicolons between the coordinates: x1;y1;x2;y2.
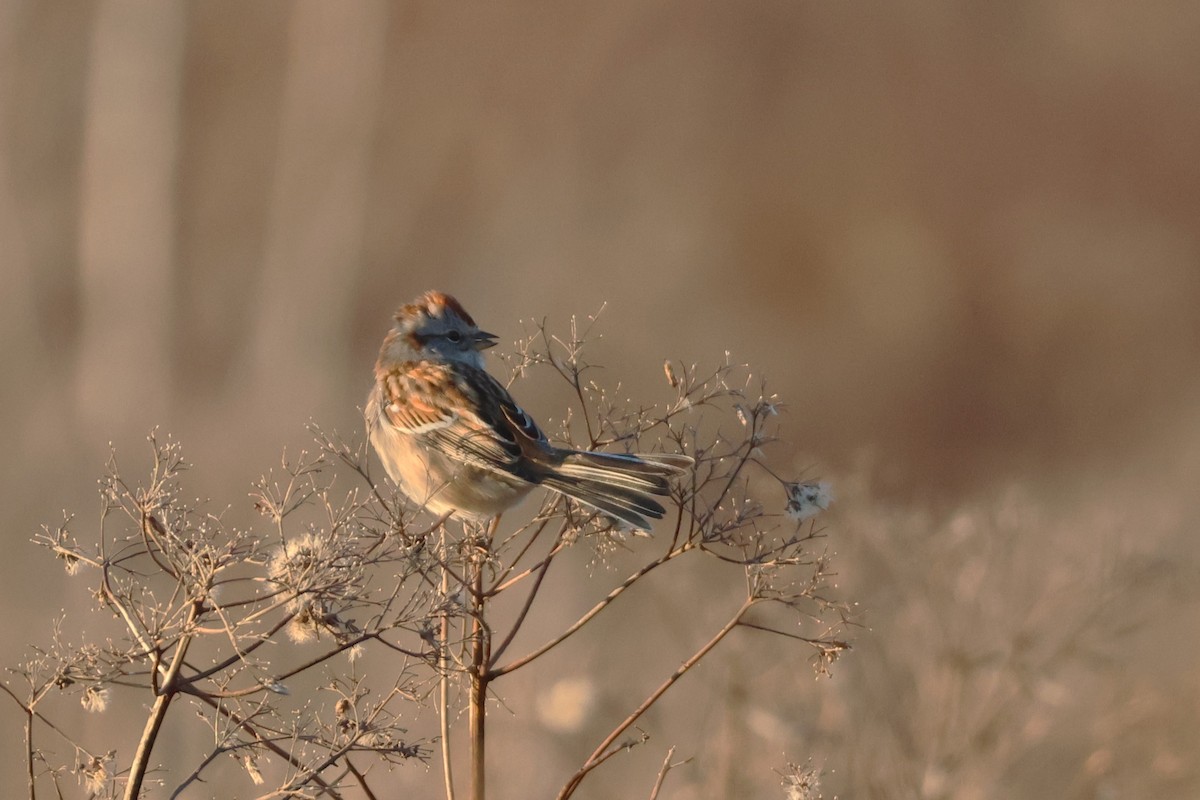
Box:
387;291;498;369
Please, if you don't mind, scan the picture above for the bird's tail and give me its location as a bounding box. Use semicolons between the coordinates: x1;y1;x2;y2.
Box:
539;450;693;531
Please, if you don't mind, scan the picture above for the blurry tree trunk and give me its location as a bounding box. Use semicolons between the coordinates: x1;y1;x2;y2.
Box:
243;0;388;427
1;1;94;368
76;0;185;441
0;5;36;379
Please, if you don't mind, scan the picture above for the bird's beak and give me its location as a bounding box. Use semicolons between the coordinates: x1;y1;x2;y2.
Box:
473;330;500;351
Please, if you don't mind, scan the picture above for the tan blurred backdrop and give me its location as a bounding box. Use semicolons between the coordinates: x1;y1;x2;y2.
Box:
3;1;1199;798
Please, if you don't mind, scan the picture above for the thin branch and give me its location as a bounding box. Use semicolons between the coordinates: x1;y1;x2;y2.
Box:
489;512;563;593
738;620;850;651
492;542;694;678
184;611;295;684
556;598;755;800
169;733;235;800
488;530;561;666
648;746;691;800
345;758;379;800
488;534;570;596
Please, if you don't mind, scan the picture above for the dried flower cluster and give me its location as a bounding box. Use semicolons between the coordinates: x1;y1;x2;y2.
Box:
780;759;825;800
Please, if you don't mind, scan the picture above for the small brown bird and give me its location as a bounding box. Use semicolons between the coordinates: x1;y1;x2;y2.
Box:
366;291;691;529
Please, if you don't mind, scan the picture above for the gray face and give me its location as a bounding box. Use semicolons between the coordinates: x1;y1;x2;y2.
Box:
421;318;475;360
408;312;497;368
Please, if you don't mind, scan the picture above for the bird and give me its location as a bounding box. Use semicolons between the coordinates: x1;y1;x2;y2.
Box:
366;291;692;530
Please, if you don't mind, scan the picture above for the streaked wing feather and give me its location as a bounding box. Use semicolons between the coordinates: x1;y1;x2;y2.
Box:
379;363;528;472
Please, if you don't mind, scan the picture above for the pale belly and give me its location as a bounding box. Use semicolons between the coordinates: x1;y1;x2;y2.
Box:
368;403;534;520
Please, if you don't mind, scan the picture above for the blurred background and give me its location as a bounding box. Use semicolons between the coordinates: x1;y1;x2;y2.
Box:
3;1;1199;797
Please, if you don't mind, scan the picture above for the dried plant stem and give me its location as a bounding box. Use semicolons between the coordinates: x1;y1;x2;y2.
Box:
23;701;34;800
345;758;379;800
468;603;486;800
556;598;755;800
469;518;498;800
169;741;227;800
648;746;683;800
125;602;199;800
439;529;457;800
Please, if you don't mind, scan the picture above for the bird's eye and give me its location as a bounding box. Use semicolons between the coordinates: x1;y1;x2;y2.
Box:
446;331;463;343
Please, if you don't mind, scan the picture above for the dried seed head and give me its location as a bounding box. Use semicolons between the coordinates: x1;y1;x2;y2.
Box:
81;685;109;713
780;760;823;800
785;482;834;522
59;551;81;575
287;604;321;643
81;754;109;794
268;533;328;584
242;753;264;785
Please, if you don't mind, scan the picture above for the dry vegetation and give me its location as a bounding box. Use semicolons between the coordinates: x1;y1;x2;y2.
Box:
8;320;848;799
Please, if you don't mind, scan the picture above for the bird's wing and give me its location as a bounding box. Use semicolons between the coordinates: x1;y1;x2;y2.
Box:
377;361;545;475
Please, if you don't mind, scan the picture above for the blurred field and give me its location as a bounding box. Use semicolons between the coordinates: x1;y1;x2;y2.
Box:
3;1;1199;797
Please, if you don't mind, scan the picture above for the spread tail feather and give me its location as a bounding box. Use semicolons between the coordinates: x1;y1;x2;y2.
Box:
540;450;693;530
555;451;691;492
540;475;667;531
